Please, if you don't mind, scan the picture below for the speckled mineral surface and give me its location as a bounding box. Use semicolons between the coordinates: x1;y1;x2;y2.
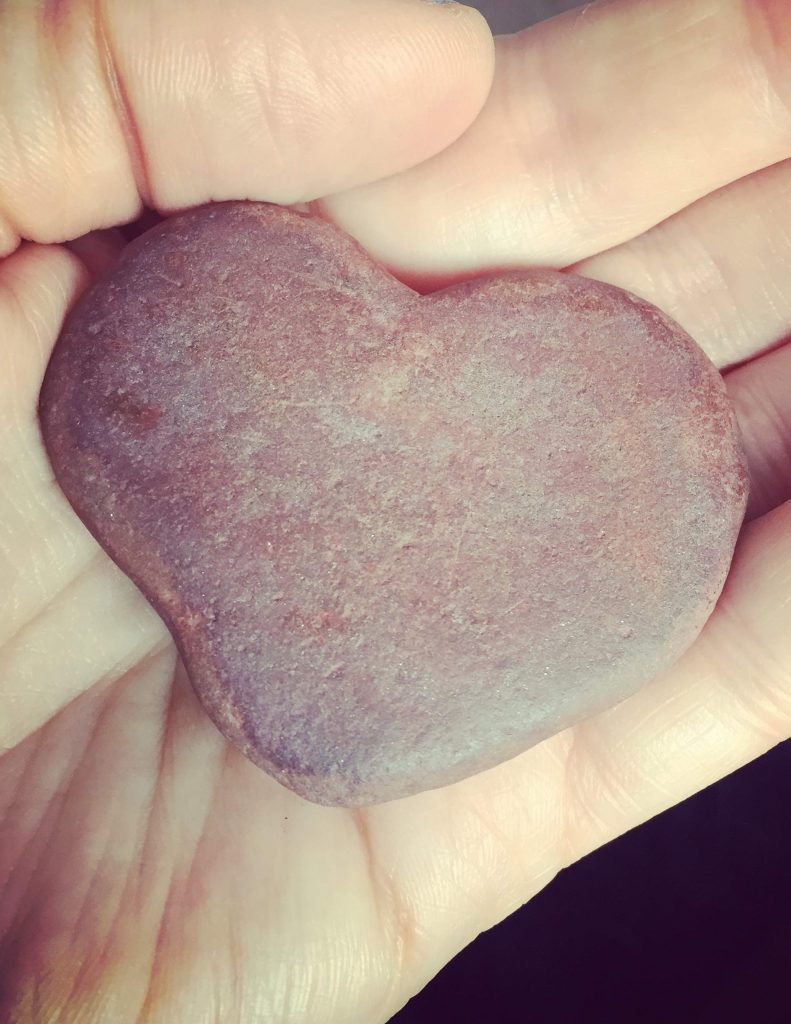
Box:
39;201;748;805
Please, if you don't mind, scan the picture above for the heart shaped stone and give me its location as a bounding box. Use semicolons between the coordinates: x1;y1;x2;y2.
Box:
39;202;748;805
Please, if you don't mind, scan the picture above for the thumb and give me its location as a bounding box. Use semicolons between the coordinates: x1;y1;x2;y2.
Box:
0;0;493;255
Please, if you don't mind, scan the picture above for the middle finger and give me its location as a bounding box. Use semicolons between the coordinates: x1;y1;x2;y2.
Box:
321;0;791;282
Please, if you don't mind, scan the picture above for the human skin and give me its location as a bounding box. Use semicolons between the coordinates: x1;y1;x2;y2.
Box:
1;0;791;1021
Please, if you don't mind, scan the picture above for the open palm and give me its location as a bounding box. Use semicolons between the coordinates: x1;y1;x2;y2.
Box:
3;1;791;1021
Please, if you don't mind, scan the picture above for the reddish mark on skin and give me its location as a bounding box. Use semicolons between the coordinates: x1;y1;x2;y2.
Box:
747;0;791;79
41;0;74;32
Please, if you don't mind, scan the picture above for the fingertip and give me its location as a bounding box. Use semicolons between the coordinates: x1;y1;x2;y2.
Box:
0;243;93;425
0;242;89;313
400;2;496;171
0;213;21;260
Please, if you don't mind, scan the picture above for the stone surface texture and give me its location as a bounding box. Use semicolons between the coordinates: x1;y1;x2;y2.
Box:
39;201;748;805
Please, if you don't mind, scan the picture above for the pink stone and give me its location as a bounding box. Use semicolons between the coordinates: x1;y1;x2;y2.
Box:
39;201;748;805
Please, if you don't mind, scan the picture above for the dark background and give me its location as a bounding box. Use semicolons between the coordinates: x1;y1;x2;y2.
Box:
390;2;791;1022
472;0;582;32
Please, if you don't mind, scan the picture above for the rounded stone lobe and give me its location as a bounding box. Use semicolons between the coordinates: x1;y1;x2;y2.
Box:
38;201;748;805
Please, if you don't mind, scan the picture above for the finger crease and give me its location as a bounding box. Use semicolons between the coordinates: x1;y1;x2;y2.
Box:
93;0;153;209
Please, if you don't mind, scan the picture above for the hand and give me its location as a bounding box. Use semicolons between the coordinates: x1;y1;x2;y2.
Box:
1;1;789;1021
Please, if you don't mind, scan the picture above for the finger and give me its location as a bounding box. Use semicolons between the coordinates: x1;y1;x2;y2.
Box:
360;501;791;1017
320;0;791;280
0;244;88;426
0;0;493;254
725;341;791;521
575;160;791;370
567;158;791;519
560;499;791;861
0;243;168;752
